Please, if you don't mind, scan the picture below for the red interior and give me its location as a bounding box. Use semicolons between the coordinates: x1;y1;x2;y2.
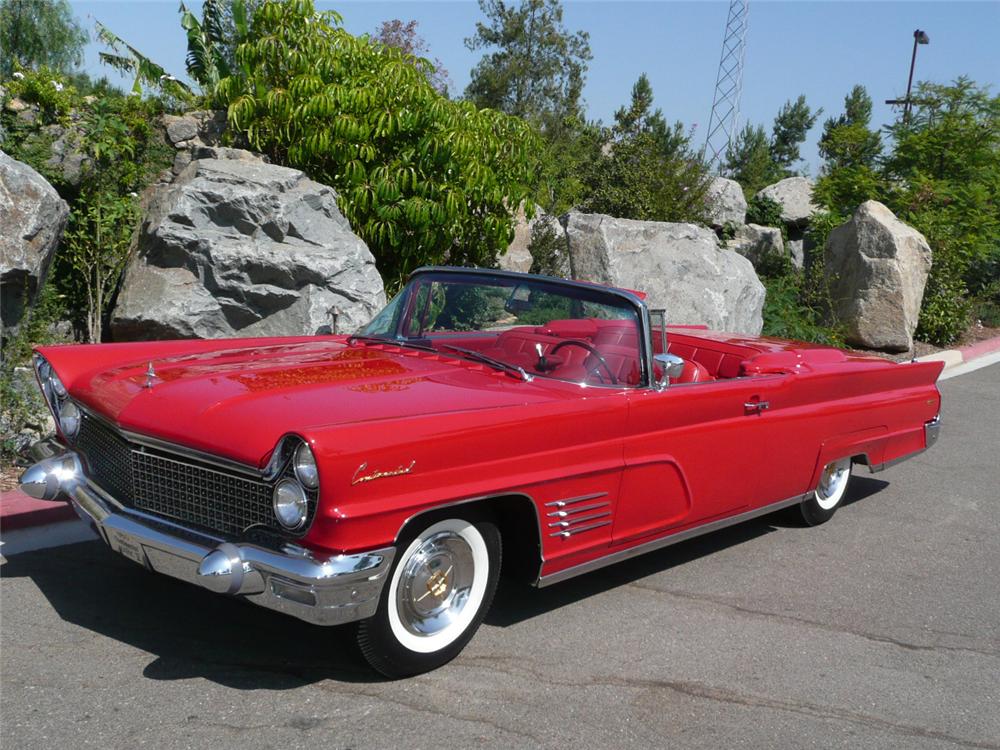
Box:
427;321;762;386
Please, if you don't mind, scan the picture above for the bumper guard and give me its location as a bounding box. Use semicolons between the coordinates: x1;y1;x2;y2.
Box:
18;440;395;627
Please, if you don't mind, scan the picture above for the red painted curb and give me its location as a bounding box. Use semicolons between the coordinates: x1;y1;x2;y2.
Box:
0;488;77;532
958;334;1000;363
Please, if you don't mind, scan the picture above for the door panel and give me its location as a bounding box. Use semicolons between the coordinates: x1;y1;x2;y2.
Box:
614;375;789;543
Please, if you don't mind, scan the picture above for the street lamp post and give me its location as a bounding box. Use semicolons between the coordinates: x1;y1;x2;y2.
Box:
886;29;930;123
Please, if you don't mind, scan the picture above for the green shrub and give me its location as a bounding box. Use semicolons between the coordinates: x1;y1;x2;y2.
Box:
761;274;843;347
527;219;566;277
218;0;539;282
746;194;786;237
0;285;68;460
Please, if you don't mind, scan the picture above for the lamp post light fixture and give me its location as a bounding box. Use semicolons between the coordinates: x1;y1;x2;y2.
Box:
886;29;930;124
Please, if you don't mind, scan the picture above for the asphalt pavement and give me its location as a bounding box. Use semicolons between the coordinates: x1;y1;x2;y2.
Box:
1;363;997;749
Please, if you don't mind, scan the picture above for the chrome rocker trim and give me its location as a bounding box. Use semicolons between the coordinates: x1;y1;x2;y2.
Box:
19;440;395;627
537;493;808;587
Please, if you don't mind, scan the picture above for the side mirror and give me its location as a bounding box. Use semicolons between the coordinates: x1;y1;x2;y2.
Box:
654;353;685;388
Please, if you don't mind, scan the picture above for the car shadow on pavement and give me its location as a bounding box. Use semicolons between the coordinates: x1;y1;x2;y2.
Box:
487;474;889;627
0;475;888;687
0;540;381;687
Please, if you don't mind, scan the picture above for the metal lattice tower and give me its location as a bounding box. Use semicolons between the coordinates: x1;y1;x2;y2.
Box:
703;0;750;170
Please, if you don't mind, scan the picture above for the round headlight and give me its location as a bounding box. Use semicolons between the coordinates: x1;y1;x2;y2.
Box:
293;443;319;489
58;400;81;439
273;479;309;530
50;372;68;399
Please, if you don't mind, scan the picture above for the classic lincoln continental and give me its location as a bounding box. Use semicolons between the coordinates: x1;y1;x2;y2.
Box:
21;267;943;676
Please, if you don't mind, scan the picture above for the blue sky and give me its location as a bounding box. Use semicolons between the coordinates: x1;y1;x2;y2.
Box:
69;1;999;171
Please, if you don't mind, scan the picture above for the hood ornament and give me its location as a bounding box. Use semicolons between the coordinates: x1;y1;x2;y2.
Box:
144;361;157;389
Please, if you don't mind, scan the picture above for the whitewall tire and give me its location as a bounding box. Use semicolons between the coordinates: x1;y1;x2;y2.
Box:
358;515;501;677
800;458;852;526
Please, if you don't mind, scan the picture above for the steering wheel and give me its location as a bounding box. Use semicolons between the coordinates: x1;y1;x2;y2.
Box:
550;339;618;385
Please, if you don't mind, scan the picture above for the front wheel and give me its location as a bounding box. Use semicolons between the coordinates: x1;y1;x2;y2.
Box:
799;458;852;526
357;516;501;677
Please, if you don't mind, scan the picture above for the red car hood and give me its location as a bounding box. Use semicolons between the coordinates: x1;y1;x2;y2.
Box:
45;339;561;467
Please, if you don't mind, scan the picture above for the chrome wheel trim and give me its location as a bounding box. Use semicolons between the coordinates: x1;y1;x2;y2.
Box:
815;458;851;510
387;519;489;654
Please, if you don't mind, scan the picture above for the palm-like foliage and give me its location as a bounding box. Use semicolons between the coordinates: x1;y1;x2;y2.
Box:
95;0;248;100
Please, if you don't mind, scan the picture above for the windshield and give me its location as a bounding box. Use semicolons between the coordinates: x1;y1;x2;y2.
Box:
360;271;646;386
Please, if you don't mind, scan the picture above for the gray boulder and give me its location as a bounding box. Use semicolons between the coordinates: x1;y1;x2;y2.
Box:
563;212;765;334
499;202;567;275
0;151;69;332
756;176;817;228
825;201;932;352
704;176;747;228
726;224;798;270
111;153;385;341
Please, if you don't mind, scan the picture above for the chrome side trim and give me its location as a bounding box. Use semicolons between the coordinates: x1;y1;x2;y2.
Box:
544;492;612;539
544;492;608;508
536;494;808;587
870;415;941;473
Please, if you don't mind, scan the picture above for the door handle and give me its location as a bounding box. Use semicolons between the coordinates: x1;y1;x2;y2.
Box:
744;399;770;414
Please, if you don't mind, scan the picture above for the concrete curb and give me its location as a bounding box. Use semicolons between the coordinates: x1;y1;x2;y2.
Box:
3;334;999;550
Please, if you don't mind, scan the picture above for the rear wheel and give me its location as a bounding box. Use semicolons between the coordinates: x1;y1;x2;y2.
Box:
799;458;852;526
357;516;501;677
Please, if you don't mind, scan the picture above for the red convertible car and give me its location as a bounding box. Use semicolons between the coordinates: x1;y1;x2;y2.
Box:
21;267;943;676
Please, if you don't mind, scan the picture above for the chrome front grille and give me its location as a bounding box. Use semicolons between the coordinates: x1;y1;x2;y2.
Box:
76;412;314;538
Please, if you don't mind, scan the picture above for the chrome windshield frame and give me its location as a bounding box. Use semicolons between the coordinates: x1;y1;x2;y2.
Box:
392;266;652;389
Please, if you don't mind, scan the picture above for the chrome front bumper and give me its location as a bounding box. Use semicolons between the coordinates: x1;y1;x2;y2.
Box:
18;440;395;627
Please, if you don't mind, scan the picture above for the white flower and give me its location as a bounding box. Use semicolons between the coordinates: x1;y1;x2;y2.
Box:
51;81;63;91
128;192;138;198
12;71;25;79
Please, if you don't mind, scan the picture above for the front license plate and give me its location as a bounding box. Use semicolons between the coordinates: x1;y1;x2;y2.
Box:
108;530;150;569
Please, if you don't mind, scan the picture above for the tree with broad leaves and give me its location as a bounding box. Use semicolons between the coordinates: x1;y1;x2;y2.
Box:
373;19;451;95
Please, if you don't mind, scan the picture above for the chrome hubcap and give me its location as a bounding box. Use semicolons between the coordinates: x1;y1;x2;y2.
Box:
395;531;476;637
816;459;850;510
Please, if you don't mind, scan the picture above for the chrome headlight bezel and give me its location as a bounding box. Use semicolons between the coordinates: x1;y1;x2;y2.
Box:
34;354;77;443
293;442;319;489
272;478;309;530
58;400;81;439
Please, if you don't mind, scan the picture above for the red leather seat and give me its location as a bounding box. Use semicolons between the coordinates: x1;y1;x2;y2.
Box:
674;359;713;384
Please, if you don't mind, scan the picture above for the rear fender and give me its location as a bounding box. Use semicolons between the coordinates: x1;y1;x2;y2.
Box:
809;426;890;489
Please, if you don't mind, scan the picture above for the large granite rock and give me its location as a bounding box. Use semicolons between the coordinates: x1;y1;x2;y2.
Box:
0;151;69;331
111;154;385;340
756;176;817;228
563;212;765;334
704;176;747;228
725;224;798;270
499;202;566;275
825;201;932;352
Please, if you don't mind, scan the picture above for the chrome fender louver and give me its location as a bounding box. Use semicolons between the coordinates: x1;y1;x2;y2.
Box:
546;492;611;539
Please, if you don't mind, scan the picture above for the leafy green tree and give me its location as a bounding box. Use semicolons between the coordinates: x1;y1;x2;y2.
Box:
374;19;451;95
882;78;1000;344
179;0;250;97
464;0;591;129
724;95;820;196
814;85;884;216
579;74;710;223
96;20;192;100
723;123;778;198
219;0;539;284
0;0;87;77
770;95;821;175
